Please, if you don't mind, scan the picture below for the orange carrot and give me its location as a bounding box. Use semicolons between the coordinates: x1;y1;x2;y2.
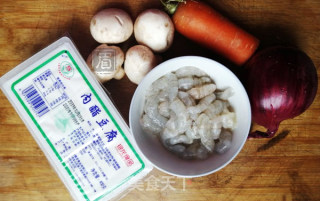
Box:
162;0;259;66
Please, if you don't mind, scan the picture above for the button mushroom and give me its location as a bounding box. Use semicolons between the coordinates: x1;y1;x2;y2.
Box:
124;45;159;84
90;8;133;44
86;44;125;83
134;9;174;53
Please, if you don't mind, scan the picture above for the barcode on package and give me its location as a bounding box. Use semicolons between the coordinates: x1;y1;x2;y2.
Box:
22;85;49;117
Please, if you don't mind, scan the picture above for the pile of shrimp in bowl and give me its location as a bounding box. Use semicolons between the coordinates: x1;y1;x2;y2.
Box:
129;56;251;177
141;66;235;159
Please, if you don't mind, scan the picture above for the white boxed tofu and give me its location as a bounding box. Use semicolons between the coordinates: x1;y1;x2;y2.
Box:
0;37;152;201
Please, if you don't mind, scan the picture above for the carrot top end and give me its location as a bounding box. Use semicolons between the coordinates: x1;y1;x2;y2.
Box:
160;0;185;15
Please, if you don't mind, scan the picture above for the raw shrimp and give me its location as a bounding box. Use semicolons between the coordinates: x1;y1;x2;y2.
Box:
209;112;236;139
216;87;233;100
175;66;207;78
187;83;216;99
143;95;168;128
185;121;200;140
204;100;229;119
140;114;163;134
168;134;193;145
181;141;209;159
161;126;179;143
164;115;178;131
167;86;178;102
140;66;236;160
169;98;191;134
158;101;170;118
195;76;212;86
196;113;215;152
178;76;212;90
166;144;186;155
220;112;236;129
147;72;178;98
161;116;181;143
157;88;178;102
178;76;194;90
215;130;232;154
188;94;216;115
210;117;223;139
150;74;178;102
178;91;195;106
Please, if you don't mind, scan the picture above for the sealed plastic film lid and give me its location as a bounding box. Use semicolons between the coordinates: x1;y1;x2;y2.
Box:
0;37;152;201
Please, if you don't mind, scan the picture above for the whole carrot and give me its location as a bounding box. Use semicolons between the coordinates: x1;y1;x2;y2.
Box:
162;0;259;66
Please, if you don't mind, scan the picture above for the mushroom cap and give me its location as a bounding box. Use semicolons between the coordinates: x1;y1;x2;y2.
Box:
134;9;174;53
90;8;133;44
86;44;124;82
124;45;157;84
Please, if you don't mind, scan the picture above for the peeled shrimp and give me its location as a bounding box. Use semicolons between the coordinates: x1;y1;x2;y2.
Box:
166;98;192;135
188;94;216;115
204;100;229;119
147;73;178;98
178;91;195;107
216;87;234;100
178;76;194;90
187;84;216;99
152;74;178;102
144;95;168;128
215;130;232;154
181;141;209;160
161;126;179;143
140;114;163;135
178;76;212;90
220;112;236;129
175;66;208;78
168;134;193;145
140;66;236;160
166;144;186;155
196;113;215;152
185;122;200;140
158;101;170;118
210;117;223;139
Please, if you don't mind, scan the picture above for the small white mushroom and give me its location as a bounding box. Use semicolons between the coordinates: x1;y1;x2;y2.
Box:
124;45;158;84
86;44;125;83
134;9;174;53
90;8;133;44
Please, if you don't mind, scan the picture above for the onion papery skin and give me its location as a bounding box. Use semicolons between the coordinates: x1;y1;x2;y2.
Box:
246;46;318;138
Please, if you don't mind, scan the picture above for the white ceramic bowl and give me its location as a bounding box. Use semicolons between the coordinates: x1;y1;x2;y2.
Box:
129;56;251;178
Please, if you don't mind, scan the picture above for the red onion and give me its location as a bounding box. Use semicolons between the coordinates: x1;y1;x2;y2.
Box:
246;46;318;138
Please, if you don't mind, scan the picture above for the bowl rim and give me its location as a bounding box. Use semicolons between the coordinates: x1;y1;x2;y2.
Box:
129;56;251;178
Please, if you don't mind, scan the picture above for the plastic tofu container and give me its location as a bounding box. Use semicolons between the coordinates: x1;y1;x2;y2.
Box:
0;37;152;201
